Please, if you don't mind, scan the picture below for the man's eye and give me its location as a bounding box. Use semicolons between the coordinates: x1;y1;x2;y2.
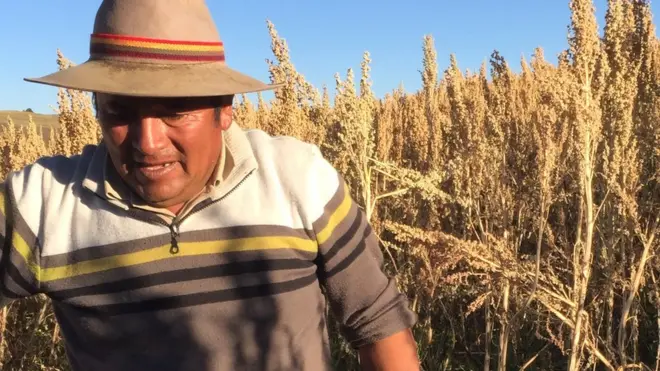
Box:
103;109;131;120
161;112;192;125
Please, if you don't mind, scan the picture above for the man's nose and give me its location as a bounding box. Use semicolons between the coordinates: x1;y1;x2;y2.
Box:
131;117;168;155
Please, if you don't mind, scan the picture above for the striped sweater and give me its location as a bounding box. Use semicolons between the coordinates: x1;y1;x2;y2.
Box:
0;122;417;371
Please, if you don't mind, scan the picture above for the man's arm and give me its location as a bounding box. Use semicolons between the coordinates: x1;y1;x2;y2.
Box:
303;146;419;370
358;329;420;371
0;179;41;309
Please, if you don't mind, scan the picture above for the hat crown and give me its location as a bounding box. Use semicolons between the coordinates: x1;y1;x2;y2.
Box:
93;0;221;42
88;0;226;64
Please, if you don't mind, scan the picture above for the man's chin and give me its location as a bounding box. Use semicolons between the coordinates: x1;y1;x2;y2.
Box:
133;187;184;209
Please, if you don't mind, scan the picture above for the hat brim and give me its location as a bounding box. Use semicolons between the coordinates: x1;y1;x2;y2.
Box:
24;59;282;97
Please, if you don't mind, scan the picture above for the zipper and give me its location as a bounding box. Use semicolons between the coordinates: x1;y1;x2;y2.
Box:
169;223;180;254
125;168;255;255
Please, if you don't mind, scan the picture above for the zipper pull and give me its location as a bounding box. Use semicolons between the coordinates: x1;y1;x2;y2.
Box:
170;224;180;254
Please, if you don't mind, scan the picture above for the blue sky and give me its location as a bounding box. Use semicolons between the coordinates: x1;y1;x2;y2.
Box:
0;0;652;114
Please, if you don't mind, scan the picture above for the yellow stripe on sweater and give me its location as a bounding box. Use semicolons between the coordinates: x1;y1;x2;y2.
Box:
13;231;41;281
315;182;353;245
0;187;5;216
38;235;317;283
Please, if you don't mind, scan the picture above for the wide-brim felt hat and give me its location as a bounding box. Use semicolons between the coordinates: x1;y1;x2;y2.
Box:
24;0;281;97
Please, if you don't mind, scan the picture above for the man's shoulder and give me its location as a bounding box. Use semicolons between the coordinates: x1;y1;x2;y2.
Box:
244;128;339;183
5;144;98;201
242;128;342;207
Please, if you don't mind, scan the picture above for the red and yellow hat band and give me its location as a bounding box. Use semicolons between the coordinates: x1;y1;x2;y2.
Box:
89;33;225;63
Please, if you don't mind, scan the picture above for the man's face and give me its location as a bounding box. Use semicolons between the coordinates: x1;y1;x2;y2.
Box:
95;93;232;212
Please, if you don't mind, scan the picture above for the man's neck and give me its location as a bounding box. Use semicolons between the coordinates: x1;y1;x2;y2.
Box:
164;151;224;217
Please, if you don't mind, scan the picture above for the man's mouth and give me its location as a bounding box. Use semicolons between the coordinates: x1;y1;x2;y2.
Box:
134;161;179;181
140;162;175;170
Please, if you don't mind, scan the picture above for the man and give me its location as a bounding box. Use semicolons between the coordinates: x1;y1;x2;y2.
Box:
1;0;420;370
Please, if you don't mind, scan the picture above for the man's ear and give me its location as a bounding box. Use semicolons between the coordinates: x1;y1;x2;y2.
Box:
220;105;233;130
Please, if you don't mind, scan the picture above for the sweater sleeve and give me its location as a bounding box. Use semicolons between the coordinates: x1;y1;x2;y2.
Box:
305;148;417;349
0;180;41;308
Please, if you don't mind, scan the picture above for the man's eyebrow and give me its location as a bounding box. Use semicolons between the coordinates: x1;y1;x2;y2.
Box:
103;100;133;111
102;96;224;112
162;98;223;111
